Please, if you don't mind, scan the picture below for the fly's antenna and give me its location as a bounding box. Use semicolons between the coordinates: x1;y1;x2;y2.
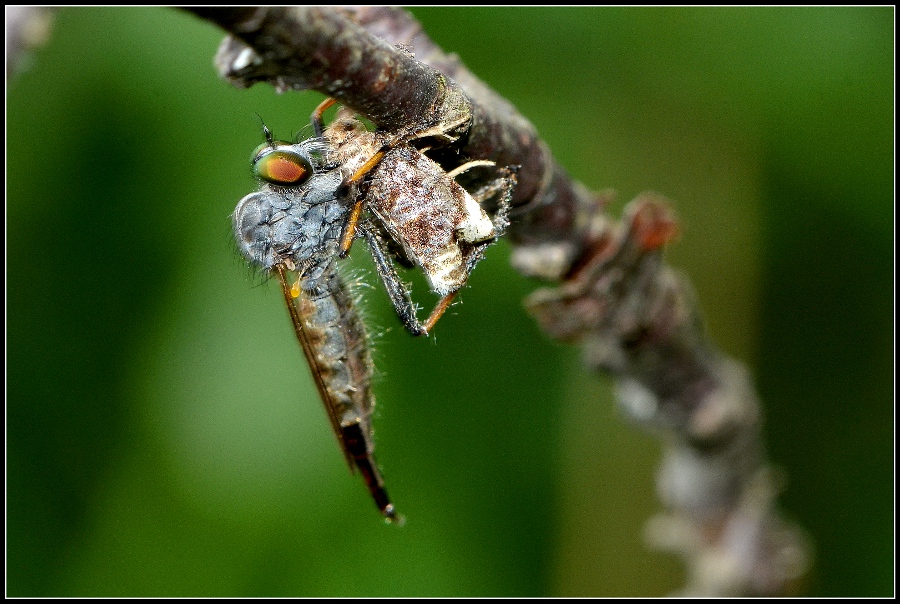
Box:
263;124;275;147
256;113;275;148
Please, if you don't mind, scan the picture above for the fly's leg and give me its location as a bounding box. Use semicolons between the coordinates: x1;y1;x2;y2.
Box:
423;290;459;334
310;97;397;258
310;97;337;138
360;222;461;337
337;145;393;257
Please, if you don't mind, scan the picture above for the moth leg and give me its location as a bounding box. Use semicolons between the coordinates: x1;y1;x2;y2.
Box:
472;165;516;238
359;222;428;336
470;165;517;224
360;222;462;336
446;159;496;181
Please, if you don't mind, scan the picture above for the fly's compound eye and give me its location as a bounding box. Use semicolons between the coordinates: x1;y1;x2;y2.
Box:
252;143;313;186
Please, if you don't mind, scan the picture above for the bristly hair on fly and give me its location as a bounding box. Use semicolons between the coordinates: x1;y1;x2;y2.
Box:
291;121;315;144
339;254;394;386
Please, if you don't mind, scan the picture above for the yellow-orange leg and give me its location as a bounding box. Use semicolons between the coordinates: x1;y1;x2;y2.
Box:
313;97;399;257
338;146;390;257
339;198;366;257
310;97;337;138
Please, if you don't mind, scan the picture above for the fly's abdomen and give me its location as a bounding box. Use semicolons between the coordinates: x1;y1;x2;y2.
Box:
295;269;372;421
233;169;345;273
278;263;398;522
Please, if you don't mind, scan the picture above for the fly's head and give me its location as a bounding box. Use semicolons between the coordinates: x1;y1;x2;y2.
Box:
233;128;347;276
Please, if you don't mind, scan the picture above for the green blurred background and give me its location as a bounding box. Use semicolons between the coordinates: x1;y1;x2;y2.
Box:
7;7;892;596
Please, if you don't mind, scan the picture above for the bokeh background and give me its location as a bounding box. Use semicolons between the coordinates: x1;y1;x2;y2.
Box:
7;7;893;597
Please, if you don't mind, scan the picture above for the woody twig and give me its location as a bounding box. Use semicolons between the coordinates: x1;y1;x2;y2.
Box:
185;7;809;596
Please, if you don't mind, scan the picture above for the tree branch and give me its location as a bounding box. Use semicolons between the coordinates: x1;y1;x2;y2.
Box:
184;7;809;596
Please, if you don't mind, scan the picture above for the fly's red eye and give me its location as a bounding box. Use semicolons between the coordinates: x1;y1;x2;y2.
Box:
252;146;313;186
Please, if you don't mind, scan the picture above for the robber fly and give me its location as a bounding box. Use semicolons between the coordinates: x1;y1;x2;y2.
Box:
233;98;516;522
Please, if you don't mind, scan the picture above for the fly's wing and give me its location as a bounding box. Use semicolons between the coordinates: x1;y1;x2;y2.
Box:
274;264;355;471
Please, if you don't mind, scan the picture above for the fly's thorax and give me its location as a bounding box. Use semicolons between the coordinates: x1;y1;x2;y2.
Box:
233;168;346;274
